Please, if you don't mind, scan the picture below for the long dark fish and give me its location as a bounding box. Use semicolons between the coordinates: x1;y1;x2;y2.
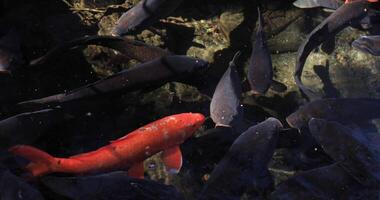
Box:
352;35;380;56
271;163;378;200
198;118;283;200
0;169;44;200
29;35;170;66
248;8;274;95
294;0;373;100
0;29;23;74
111;0;183;36
17;56;208;110
0;109;65;148
286;98;380;129
293;0;342;9
41;171;184;200
210;52;243;127
309;118;380;188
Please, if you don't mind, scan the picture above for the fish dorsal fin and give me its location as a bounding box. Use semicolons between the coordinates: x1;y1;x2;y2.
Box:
110;132;138;144
161;146;182;174
128;162;144;179
69;149;104;159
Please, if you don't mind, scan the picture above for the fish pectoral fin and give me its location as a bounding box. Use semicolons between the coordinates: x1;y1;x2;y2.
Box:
161;146;182;174
127;162;144;179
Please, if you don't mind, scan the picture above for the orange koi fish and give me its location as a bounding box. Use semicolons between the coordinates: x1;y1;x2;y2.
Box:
345;0;378;3
9;113;205;178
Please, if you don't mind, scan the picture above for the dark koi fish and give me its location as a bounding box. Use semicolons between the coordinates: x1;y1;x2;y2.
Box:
29;35;170;66
352;35;380;56
210;52;243;128
111;0;183;36
199;118;283;199
286;98;380;129
248;8;274;95
309;118;380;188
17;56;208;111
294;0;375;100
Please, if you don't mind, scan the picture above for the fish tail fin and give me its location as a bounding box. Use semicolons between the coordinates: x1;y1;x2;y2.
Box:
257;6;264;32
9;145;56;177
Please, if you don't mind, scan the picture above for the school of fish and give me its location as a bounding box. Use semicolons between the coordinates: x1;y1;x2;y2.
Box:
0;0;379;199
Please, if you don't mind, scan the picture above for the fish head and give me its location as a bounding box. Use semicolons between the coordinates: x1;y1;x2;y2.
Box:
286;110;310;129
165;113;205;144
162;56;209;74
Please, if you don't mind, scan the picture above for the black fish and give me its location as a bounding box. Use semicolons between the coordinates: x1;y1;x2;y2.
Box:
294;0;374;100
286;98;380;129
309;118;380;188
248;8;274;95
352;35;380;56
0;169;44;200
17;56;208;111
271;163;378;200
29;35;170;66
111;0;183;36
293;0;342;10
199;118;283;200
0;109;65;148
0;29;23;74
41;171;184;200
210;52;243;127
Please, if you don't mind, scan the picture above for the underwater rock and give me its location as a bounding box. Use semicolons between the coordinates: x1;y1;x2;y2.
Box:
199;118;283;200
42;171;184;200
309;118;380;188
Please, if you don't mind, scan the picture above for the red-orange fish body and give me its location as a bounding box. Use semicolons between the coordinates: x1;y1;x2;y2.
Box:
9;113;205;178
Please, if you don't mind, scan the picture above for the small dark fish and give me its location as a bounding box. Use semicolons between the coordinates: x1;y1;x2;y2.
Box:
309;118;380;187
294;0;373;100
286;98;380;129
0;170;44;200
248;8;274;95
199;118;283;200
293;0;342;9
210;52;243;127
271;163;378;200
0;109;65;148
29;35;170;66
17;56;208;111
0;29;23;74
352;35;380;56
41;171;184;200
111;0;183;36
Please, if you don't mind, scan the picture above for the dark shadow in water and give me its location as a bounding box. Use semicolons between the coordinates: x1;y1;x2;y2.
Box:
159;22;200;55
313;60;341;98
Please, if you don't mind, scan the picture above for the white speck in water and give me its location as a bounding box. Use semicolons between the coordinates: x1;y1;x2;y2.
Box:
17;190;23;199
148;163;156;169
